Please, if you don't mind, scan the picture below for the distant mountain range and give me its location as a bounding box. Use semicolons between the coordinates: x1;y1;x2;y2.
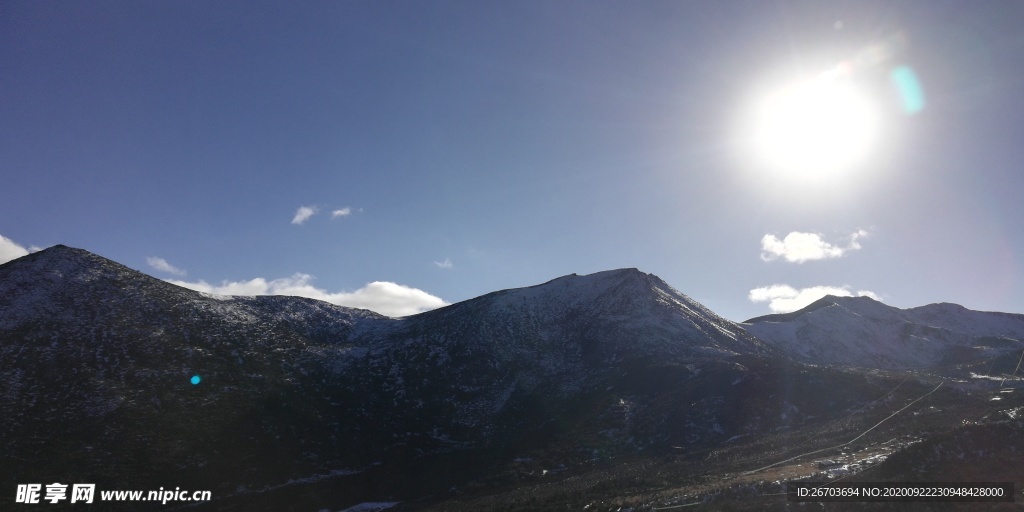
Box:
2;246;1022;511
743;294;1024;368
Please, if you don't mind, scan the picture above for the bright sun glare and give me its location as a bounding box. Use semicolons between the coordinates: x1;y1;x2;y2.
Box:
751;69;879;180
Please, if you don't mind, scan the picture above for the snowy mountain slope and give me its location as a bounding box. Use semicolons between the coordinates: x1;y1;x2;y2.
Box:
742;295;1024;368
5;245;1013;510
401;268;772;371
0;246;401;496
336;268;783;460
907;301;1024;339
0;246;802;508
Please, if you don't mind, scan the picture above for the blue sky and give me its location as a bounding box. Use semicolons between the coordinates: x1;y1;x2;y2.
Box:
2;1;1023;320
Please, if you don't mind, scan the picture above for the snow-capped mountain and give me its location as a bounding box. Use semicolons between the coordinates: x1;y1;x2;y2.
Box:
742;295;1024;368
3;245;1020;510
0;246;800;509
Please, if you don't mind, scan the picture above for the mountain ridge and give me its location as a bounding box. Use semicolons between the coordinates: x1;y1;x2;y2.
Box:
1;245;802;509
3;245;1023;510
742;294;1024;369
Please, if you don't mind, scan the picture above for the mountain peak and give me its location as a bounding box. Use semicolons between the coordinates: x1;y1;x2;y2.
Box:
744;294;885;324
589;267;642;276
0;244;174;320
912;301;967;313
504;268;677;309
0;244;139;283
2;243;100;268
531;267;645;285
439;266;771;359
813;294;884;308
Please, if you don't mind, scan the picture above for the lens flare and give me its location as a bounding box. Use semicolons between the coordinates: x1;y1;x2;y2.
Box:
890;66;925;114
190;375;201;385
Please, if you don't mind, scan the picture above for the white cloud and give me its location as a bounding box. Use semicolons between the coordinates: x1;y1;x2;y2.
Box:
146;256;187;276
748;284;881;313
760;230;868;263
291;205;318;225
167;273;448;317
433;257;454;269
0;234;30;264
848;229;869;249
331;207;352;219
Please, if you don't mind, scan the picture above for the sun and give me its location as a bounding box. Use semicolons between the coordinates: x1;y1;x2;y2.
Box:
750;71;879;180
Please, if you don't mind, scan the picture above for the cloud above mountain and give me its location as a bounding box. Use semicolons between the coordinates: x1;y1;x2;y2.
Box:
0;235;30;264
748;284;881;313
167;273;447;317
760;230;868;263
146;256;187;276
